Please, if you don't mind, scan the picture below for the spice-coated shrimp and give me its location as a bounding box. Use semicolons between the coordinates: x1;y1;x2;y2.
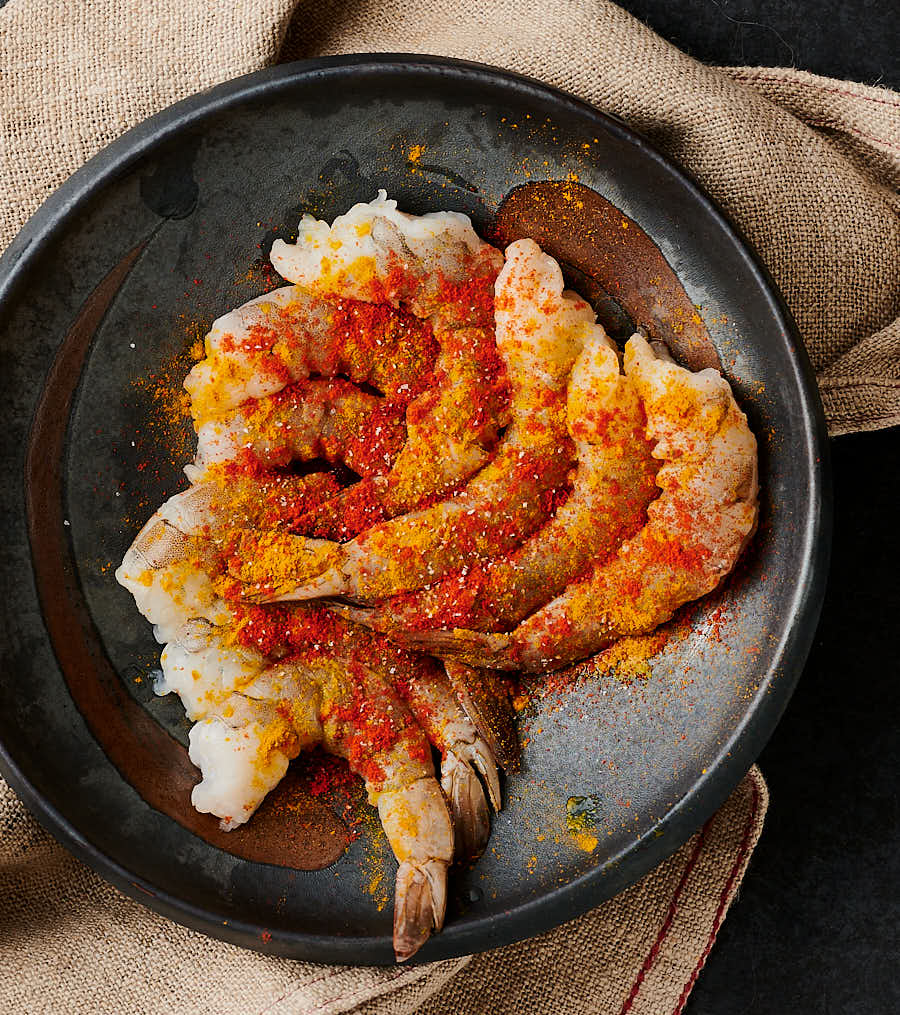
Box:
341;321;659;637
409;334;759;671
318;623;502;862
188;377;406;483
239;238;592;604
178;633;455;963
184;285;437;426
231;597;504;866
119;483;503;832
116;487;497;959
115;499;229;645
270;191;510;516
115;471;344;644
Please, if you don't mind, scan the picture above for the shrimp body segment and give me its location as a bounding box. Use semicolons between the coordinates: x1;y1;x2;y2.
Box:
115;471;341;644
189;378;407;483
115;512;229;644
269;189;500;317
241;237;593;605
417;334;759;671
184;284;436;427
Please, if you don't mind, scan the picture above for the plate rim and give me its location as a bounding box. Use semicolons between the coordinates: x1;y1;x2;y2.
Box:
0;52;832;965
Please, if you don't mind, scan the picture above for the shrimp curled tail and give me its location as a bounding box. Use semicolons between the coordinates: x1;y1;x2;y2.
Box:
393;859;448;962
383;780;451;961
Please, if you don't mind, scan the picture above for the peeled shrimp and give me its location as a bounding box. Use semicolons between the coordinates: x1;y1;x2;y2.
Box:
115;503;229;644
316;619;502;861
157;619;267;721
240;237;592;604
188;694;295;829
413;334;759;671
184;284;436;426
270;190;500;315
114;470;343;644
160;621;455;962
241;653;453;961
271;191;510;515
342;321;659;636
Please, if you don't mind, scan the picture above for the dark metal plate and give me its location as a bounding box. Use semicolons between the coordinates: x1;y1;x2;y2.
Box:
0;55;830;964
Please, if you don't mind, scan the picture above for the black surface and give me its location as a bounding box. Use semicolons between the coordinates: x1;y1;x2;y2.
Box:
621;0;898;86
0;57;829;964
608;1;900;1012
686;427;900;1014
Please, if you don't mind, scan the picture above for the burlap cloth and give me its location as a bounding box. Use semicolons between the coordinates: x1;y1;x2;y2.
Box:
2;0;898;1012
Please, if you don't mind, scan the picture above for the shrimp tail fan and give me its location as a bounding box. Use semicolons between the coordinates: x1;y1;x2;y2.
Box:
393;859;449;962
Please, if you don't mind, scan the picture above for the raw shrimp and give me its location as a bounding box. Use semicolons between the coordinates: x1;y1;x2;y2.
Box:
317;620;502;861
158;618;454;962
237;604;503;862
238;652;454;961
269;190;501;315
116;503;295;826
188;377;406;483
184;285;437;426
238;237;593;604
270;191;509;515
342;321;659;636
188;693;296;829
117;490;490;956
115;503;229;645
412;334;759;671
158;618;267;722
115;470;342;646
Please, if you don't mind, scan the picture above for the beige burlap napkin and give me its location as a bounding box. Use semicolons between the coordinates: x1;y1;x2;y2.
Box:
0;770;765;1015
2;0;898;1012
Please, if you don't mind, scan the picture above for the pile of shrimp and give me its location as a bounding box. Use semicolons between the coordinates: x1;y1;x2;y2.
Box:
117;191;758;962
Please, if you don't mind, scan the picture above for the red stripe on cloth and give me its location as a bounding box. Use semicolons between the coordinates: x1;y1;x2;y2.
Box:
618;821;711;1015
672;780;762;1015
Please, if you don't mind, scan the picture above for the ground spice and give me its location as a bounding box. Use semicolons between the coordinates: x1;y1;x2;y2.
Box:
229;602;342;658
590;631;670;683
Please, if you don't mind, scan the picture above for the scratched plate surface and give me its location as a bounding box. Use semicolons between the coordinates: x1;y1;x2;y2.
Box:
0;57;830;964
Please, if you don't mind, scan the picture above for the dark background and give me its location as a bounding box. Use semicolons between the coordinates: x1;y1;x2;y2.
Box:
609;1;899;1012
623;0;896;83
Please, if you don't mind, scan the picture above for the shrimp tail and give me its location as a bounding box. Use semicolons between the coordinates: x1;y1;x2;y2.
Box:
393;859;449;962
444;661;521;774
398;627;519;670
440;749;492;861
